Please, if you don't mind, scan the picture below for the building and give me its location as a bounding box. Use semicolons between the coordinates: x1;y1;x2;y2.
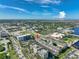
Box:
16;34;32;41
62;29;74;35
34;32;41;40
46;32;65;40
66;50;79;59
38;49;48;59
30;44;48;59
37;38;68;56
1;31;9;37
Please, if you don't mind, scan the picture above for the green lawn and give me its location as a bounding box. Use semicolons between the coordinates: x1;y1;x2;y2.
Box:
64;37;79;43
9;49;18;59
8;44;19;59
0;43;7;59
0;53;7;59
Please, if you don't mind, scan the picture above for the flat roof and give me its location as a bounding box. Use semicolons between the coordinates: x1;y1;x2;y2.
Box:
17;34;31;37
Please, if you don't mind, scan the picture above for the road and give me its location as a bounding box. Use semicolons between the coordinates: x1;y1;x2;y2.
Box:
70;34;79;37
1;26;26;59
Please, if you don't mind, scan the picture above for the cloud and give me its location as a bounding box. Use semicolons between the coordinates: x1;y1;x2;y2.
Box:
41;0;62;4
0;4;29;13
52;0;61;4
58;11;66;18
24;0;62;4
24;0;33;2
41;5;49;8
40;0;52;4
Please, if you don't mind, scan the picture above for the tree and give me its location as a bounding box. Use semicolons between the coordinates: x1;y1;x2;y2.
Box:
0;45;5;52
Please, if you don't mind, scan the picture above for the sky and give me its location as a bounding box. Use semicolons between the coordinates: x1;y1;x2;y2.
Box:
0;0;79;20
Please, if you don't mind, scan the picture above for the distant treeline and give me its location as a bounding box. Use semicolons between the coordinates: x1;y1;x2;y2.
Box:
0;19;79;23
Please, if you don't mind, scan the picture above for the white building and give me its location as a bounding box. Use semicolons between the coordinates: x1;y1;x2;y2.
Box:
66;50;79;59
30;44;48;59
38;49;48;59
50;32;65;40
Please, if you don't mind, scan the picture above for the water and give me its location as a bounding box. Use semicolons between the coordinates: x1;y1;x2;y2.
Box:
73;28;79;35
